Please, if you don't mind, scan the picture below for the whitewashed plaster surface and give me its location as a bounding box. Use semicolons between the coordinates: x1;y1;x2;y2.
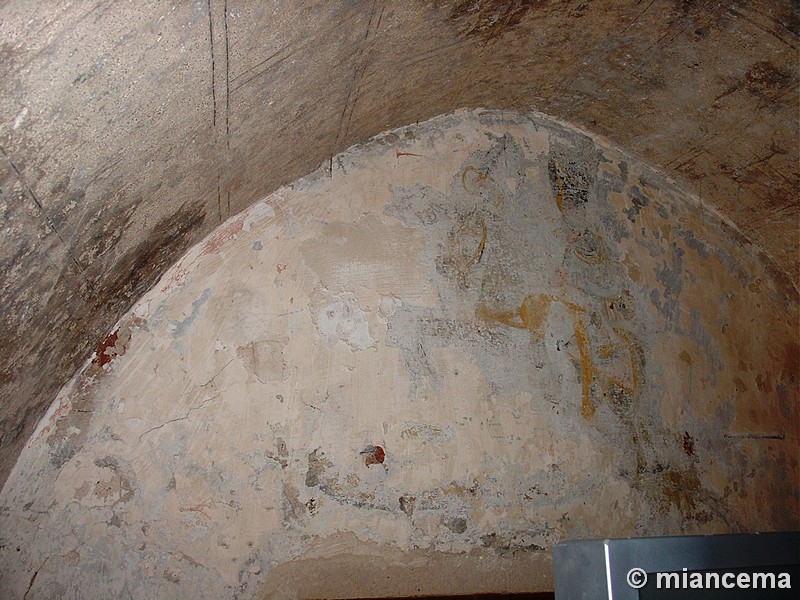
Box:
0;109;797;599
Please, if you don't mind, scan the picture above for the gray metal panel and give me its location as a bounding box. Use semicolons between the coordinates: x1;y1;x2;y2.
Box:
553;532;800;600
553;538;610;600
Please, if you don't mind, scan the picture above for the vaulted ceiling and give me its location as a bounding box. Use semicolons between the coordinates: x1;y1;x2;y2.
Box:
0;0;797;487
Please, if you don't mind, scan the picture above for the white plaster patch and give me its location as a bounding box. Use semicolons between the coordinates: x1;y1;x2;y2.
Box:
310;290;374;352
243;201;276;231
12;106;28;129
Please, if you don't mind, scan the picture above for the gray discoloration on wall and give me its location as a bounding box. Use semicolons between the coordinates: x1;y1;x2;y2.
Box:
0;110;796;599
172;288;212;338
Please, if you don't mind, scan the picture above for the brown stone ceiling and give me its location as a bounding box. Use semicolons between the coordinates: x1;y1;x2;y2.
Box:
0;0;797;486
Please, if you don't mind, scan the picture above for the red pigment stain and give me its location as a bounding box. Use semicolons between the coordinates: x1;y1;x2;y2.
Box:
202;215;245;256
362;445;385;466
92;330;119;367
161;260;192;293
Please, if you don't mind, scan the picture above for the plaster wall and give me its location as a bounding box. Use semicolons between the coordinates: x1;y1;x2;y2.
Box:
0;110;796;599
1;1;797;487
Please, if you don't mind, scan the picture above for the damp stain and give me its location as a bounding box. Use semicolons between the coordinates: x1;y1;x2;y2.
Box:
94;202;205;303
743;61;793;102
444;516;468;533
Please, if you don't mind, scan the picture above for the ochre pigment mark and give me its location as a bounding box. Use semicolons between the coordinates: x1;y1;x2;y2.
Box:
597;344;615;360
566;326;641;401
440;479;479;496
461;165;490;192
476;293;551;341
444;213;488;281
571;315;594;418
395;150;422;158
461;165;503;206
477;294;596;417
478;292;643;419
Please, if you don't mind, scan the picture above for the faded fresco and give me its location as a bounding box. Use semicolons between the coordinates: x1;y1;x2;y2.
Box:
0;109;796;599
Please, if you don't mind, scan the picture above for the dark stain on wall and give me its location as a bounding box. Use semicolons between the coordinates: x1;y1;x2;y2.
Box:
0;202;204;480
743;61;794;103
682;431;695;457
432;0;544;41
84;202;206;309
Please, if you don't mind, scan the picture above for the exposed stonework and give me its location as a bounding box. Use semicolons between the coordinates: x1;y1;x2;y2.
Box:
0;1;797;488
0;110;795;599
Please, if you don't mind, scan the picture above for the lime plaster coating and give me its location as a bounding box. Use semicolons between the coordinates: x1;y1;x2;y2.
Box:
0;109;796;599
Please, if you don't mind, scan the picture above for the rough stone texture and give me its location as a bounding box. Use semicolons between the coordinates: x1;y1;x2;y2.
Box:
0;1;797;488
0;110;796;599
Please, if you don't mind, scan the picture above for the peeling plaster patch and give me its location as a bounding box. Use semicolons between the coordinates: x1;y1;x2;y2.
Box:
243;202;276;232
305;449;333;488
682;431;695;457
236;339;287;383
399;495;416;517
300;215;437;306
282;483;306;525
481;531;546;554
91;317;144;368
310;290;374;351
89;456;135;507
